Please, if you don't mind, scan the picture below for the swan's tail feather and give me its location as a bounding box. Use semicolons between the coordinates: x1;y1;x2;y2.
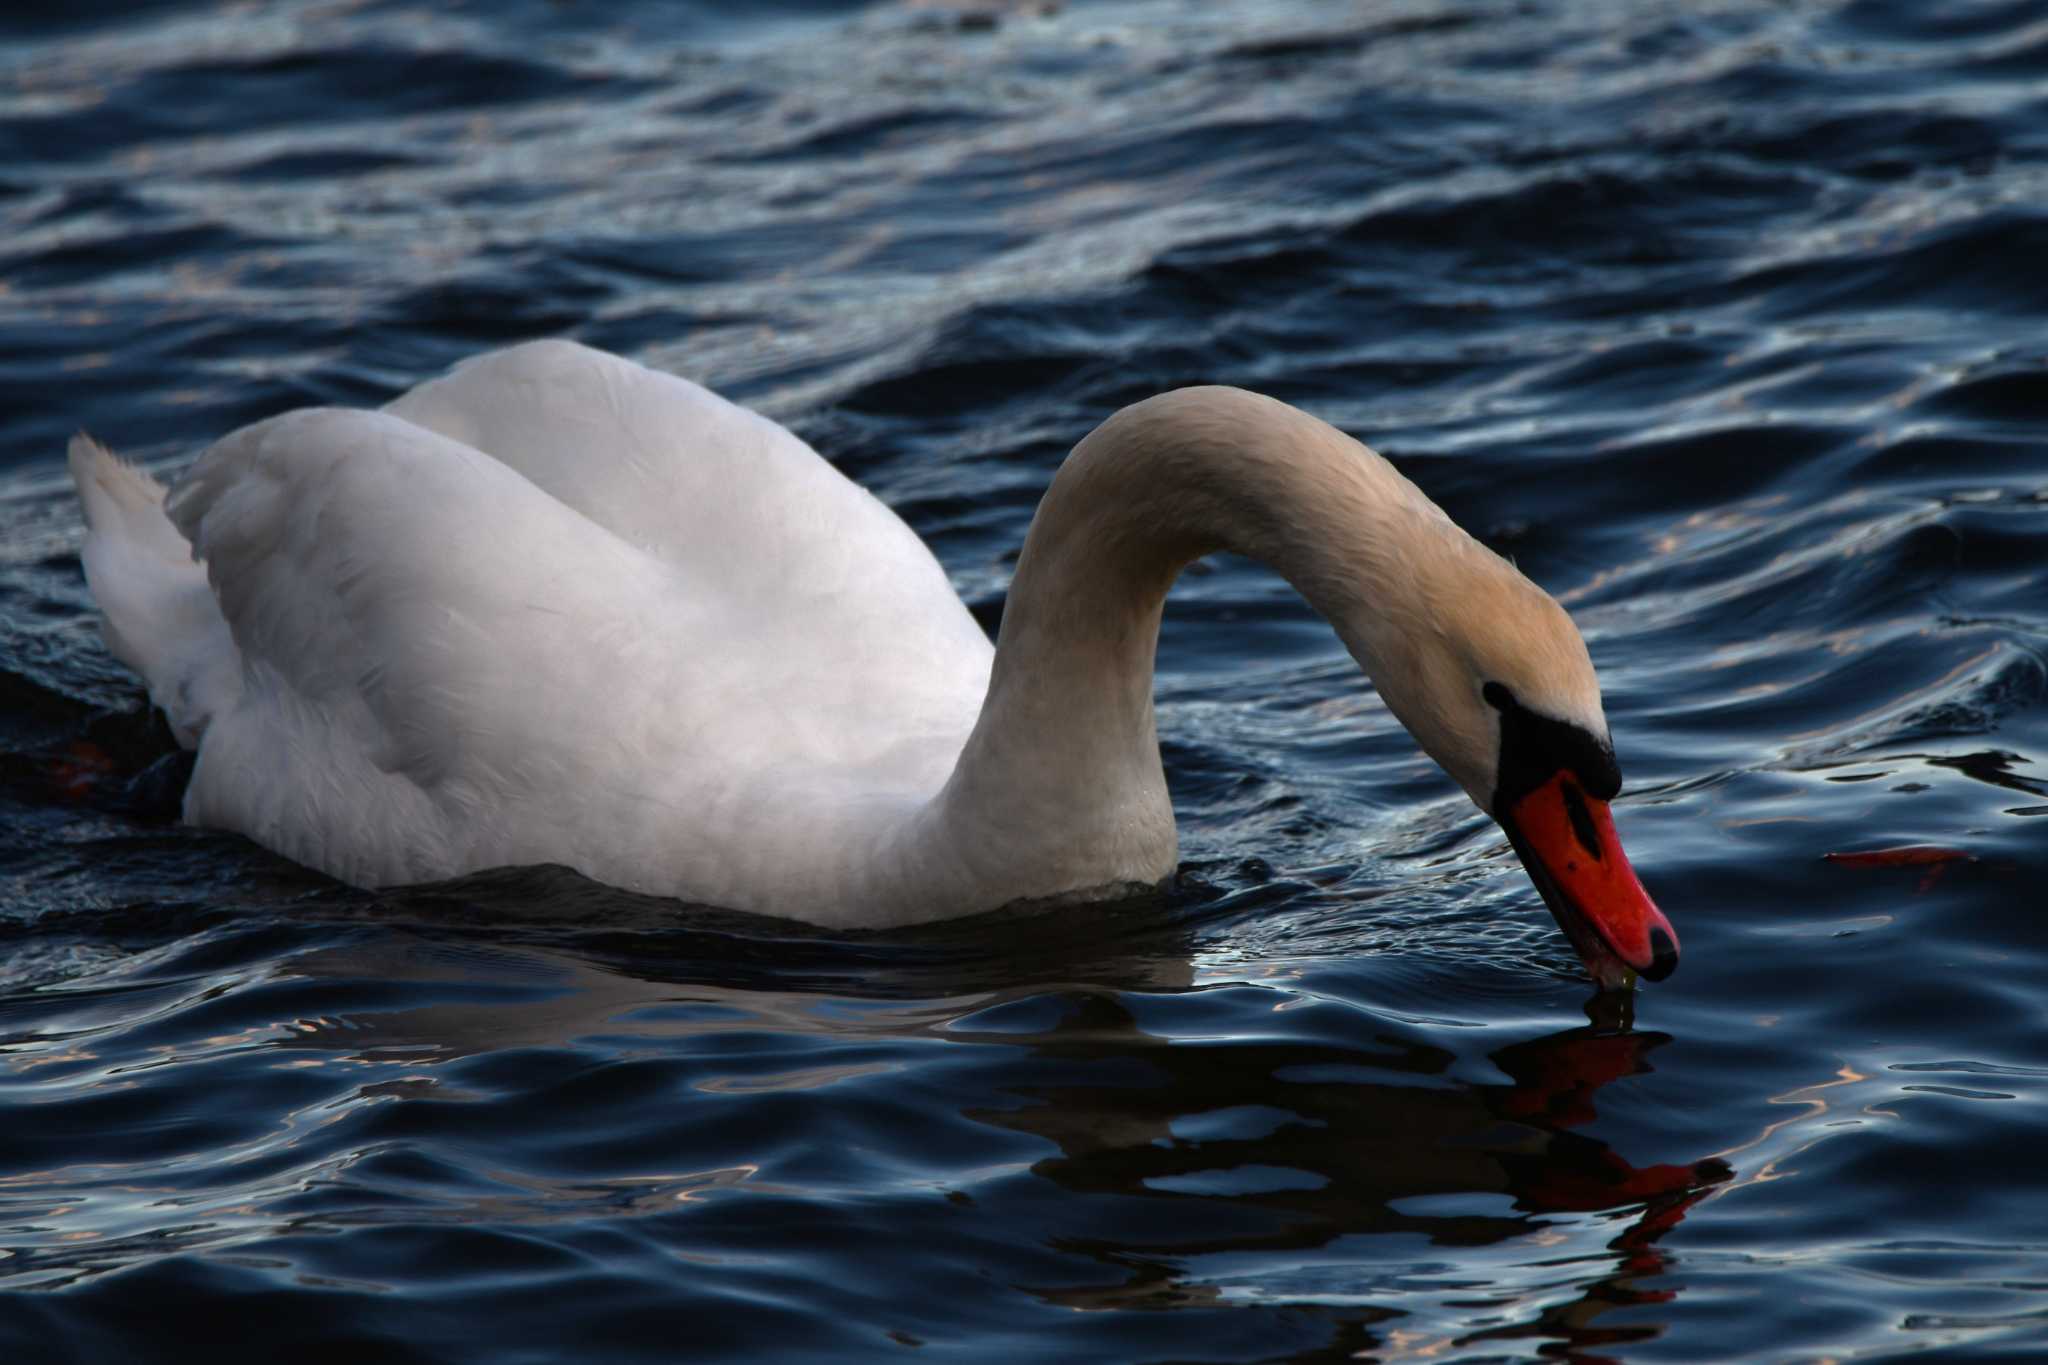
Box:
70;434;180;552
68;435;237;748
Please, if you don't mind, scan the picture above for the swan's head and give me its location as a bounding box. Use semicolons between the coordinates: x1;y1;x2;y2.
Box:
1355;547;1679;991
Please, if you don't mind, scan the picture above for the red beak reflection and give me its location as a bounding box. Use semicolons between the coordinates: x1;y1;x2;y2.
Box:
1501;770;1679;989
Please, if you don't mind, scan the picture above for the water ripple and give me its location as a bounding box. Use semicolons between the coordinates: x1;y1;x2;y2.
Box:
3;0;2047;1359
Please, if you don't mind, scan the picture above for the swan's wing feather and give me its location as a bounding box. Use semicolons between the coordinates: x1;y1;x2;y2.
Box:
381;337;993;722
152;349;995;895
384;340;915;584
167;407;669;792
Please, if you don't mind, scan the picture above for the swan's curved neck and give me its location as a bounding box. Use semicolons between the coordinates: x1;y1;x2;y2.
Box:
924;386;1477;901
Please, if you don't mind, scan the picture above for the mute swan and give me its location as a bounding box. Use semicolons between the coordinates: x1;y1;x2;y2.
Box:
68;340;1677;987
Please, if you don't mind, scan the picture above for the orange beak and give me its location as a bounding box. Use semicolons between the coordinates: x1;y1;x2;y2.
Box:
1499;771;1678;990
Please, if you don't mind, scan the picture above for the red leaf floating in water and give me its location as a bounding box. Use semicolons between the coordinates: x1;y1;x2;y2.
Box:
1823;845;1976;894
1822;846;1975;867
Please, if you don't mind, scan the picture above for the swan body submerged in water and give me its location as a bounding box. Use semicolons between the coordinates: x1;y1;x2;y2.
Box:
69;340;1677;986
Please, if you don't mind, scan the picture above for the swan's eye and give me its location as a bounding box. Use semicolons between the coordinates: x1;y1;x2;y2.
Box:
1482;681;1514;711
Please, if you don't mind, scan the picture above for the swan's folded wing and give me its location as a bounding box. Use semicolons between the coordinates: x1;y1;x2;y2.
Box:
167;407;676;793
381;340;994;726
382;341;987;652
384;339;876;576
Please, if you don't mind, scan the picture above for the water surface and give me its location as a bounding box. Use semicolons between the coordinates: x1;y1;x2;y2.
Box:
3;1;2047;1359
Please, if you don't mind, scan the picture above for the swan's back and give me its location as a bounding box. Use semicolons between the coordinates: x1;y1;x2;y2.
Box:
75;341;993;906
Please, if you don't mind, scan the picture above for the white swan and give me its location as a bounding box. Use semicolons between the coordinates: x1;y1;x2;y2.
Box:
69;339;1677;985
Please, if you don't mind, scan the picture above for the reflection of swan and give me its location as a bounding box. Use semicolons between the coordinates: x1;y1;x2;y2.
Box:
268;918;1725;1353
70;340;1674;983
983;993;1729;1335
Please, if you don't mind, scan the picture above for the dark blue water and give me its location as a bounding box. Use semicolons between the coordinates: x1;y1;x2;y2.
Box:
4;1;2047;1359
